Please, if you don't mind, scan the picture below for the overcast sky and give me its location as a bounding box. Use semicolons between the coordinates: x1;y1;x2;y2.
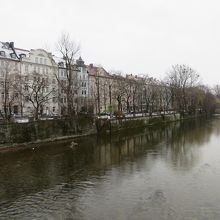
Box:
1;0;220;85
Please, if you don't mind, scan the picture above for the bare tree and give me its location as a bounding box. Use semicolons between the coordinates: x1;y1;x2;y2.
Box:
141;77;160;116
123;77;133;113
135;79;145;113
95;70;101;114
201;86;216;115
166;64;200;115
56;33;80;117
158;81;170;114
213;85;220;99
131;80;139;114
111;74;126;113
88;65;113;115
22;72;55;120
0;60;20;122
88;69;101;115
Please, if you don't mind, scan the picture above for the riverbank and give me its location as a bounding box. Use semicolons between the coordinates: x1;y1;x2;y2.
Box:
0;115;95;150
0;113;207;151
95;113;206;135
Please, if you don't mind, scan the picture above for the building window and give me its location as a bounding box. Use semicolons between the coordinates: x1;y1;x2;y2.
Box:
58;62;64;67
19;54;26;59
81;82;86;87
44;59;47;65
0;70;4;77
40;58;43;64
53;106;55;112
0;51;5;57
35;57;38;63
52;97;56;103
25;64;28;72
14;63;18;71
25;96;29;102
10;53;16;59
24;85;28;91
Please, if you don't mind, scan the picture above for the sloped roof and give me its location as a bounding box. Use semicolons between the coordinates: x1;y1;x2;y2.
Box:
86;64;110;77
0;42;30;60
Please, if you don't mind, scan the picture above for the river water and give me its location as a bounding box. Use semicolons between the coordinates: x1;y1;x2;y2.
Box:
1;118;220;219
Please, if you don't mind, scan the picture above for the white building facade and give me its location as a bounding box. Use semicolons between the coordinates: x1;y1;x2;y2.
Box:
20;49;59;117
54;55;89;115
0;42;60;119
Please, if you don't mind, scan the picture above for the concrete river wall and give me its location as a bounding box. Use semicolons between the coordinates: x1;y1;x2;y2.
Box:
0;113;191;146
0;116;95;146
96;113;181;134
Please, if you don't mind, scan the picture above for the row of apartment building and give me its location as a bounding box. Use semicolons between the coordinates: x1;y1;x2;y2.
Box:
0;41;170;119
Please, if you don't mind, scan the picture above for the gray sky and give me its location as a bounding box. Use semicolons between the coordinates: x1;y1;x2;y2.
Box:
1;0;220;85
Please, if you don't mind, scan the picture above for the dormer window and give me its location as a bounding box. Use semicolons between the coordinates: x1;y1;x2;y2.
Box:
58;62;64;67
10;53;16;59
19;54;26;59
0;51;6;57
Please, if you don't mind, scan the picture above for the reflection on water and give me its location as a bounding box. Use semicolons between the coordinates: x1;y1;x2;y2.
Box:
1;118;220;219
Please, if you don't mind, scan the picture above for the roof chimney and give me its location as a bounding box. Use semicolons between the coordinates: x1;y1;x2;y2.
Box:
9;42;14;49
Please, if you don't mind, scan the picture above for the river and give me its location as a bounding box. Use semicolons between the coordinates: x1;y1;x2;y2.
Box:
1;117;220;219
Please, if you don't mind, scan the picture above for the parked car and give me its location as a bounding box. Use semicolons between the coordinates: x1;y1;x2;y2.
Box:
97;112;111;119
14;117;29;123
135;113;143;117
39;116;54;120
125;114;133;118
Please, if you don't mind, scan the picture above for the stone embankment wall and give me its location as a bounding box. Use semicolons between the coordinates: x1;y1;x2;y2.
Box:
0;116;95;145
0;113;194;146
96;113;181;134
